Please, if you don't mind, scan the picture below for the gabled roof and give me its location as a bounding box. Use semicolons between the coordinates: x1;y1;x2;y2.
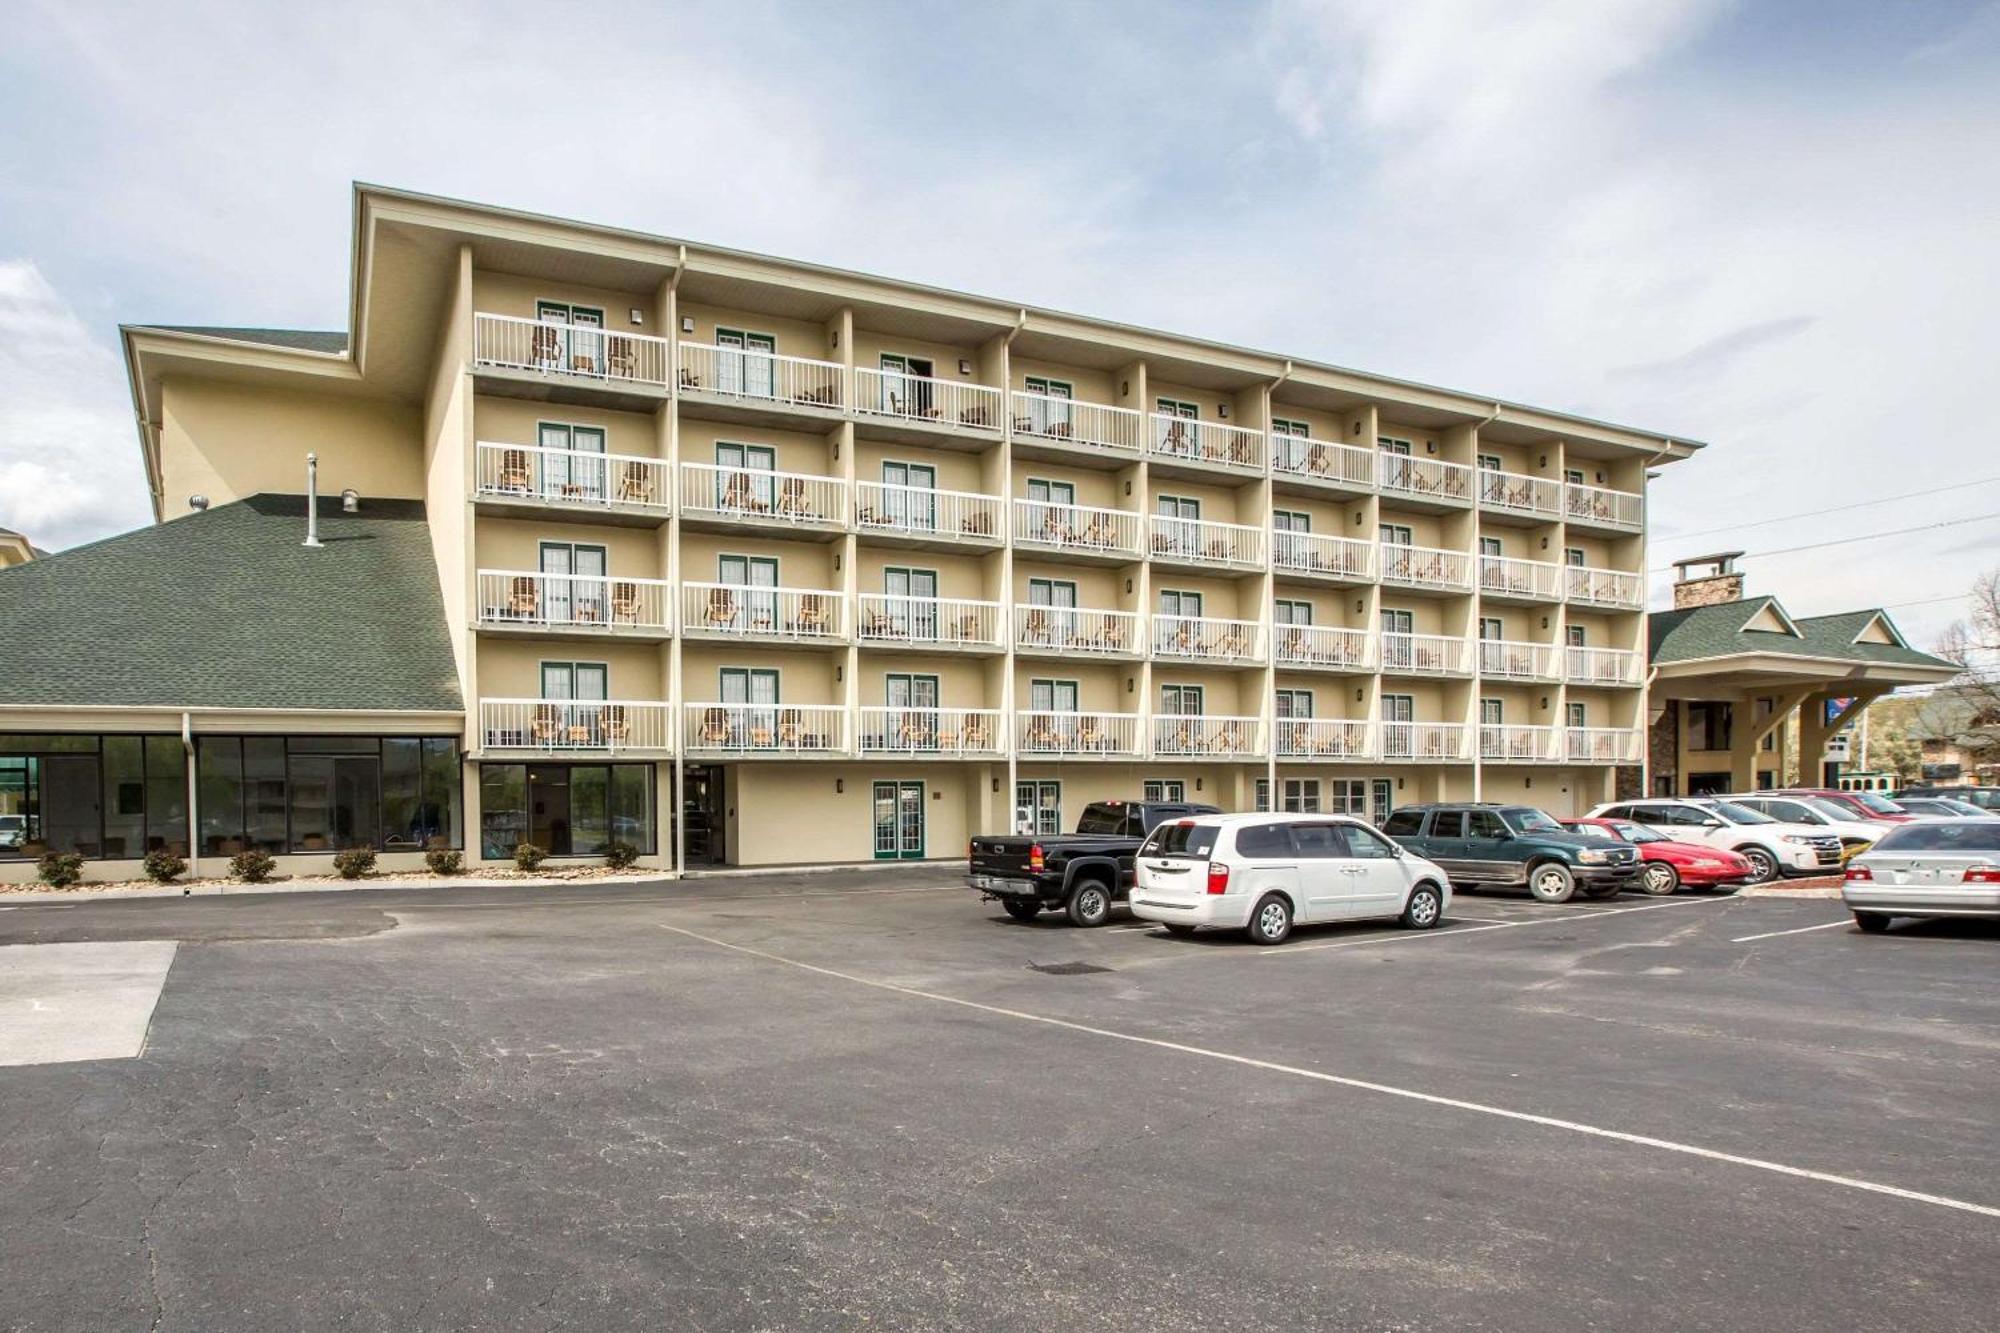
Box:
1738;598;1801;636
142;326;350;354
1650;596;1956;672
0;495;460;712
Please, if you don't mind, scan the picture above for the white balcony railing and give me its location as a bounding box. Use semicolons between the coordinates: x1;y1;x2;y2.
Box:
1478;639;1560;681
1381;633;1474;675
476;570;671;633
1013;605;1141;656
1273;624;1374;670
1481;724;1561;763
1016;711;1142;757
1565;482;1644;531
1479;554;1562;601
1151;615;1265;663
1381;721;1472;762
675;341;845;409
475;442;672;511
853;366;1003;431
856;594;1002;649
853;481;1002;542
1567;646;1643;686
1272;437;1373;489
1009;391;1144;457
1151;714;1266;758
1012;499;1143;558
1148;514;1264;568
1477;468;1563;520
680;583;845;641
1566;727;1644;763
474;313;671;387
479;699;673;752
857;707;1004;757
1378;454;1472;504
683;704;847;754
1565;567;1645;609
678;462;846;527
1273;531;1374;581
1149;415;1263;471
1380;543;1473;592
1276;718;1373;759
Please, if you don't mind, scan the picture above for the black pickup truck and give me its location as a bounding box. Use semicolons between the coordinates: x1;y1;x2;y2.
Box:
967;800;1221;926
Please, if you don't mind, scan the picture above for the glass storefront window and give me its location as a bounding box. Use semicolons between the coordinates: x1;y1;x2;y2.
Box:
101;738;145;858
480;764;528;859
244;738;287;853
479;762;650;859
198;738;245;855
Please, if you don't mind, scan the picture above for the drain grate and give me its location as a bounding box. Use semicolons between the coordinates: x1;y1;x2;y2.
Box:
1028;960;1114;976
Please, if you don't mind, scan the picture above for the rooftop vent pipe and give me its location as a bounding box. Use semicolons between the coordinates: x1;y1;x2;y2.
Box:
303;453;323;548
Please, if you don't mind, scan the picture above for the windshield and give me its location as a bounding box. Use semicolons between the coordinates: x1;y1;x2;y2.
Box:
1846;791;1905;815
1563;822;1615;841
1610;820;1666;844
1505;809;1563;834
1942;799;1989;816
1142;822;1218;860
1801;798;1859;824
1696;799;1775;826
1873;822;2000;854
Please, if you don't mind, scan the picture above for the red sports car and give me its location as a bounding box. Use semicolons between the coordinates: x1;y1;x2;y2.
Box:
1561;817;1755;895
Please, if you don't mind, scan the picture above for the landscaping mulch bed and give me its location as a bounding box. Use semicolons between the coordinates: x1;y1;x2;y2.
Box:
1;866;653;896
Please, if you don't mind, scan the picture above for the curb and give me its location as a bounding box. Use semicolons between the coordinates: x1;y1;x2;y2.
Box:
0;872;672;907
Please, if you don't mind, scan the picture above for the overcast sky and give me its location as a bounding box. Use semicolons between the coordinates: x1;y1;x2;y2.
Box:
3;0;1996;644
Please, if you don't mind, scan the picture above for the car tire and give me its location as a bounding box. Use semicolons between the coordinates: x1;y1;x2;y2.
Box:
1853;911;1892;933
1401;883;1444;930
1002;899;1042;921
1527;862;1576;904
1737;846;1779;884
1065;879;1112;928
1640;862;1680;896
1245;893;1293;945
1161;923;1198;938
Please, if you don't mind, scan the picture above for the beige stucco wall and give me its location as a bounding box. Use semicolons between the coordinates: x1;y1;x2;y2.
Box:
679;303;837;364
158;378;422;517
1010;356;1118;404
680;646;841;706
727;763;985;864
1012;460;1123;508
474;395;661;457
678;533;837;588
477;637;669;699
678;418;836;475
472;272;656;330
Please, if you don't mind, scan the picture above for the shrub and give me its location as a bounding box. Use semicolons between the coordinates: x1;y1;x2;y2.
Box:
37;851;85;888
142;849;188;884
331;847;377;880
604;840;640;870
513;842;547;873
425;848;463;875
230;848;277;883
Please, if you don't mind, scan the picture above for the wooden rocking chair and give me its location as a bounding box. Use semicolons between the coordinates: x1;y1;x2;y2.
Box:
775;476;815;518
794;595;830;636
600;705;630;745
703;588;739;630
610;582;641;624
498;449;533;494
506;576;540;621
698;708;730;747
531;703;563;746
615;462;655;506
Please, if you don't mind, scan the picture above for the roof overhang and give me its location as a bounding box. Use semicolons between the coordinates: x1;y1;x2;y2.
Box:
1651;651;1961;699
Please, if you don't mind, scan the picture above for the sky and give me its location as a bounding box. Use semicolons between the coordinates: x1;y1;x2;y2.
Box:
2;0;1997;647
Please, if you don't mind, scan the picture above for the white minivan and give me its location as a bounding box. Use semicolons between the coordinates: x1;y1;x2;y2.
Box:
1131;813;1452;945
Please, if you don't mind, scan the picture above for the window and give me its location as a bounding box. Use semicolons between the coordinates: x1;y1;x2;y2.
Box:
1254;778;1271;812
1565;468;1585;485
1565;547;1587;567
1371;779;1392;826
1431;811;1467;838
1157;588;1203;618
1159;684;1205;715
1272;417;1310;438
1274;599;1313;625
1688;701;1732;751
1021;377;1074;436
1273;509;1310;532
1025;477;1076;507
1024;375;1073;398
1481;698;1504;725
1143;780;1186;802
1478;453;1502;471
1379;523;1413;545
479;762;652;859
1282;779;1320;813
1147;821;1218;858
1377;436;1413;455
1468;810;1509;839
0;734;196;861
1156;397;1199;419
1382;809;1425;836
1479;617;1502;640
1567;624;1587;647
1382;693;1415;723
1480;536;1503;557
1290;823;1345;857
1340;824;1399;859
1276;690;1313;719
1016;781;1062;836
1234;822;1294;858
1567;703;1587;729
190;736;461;856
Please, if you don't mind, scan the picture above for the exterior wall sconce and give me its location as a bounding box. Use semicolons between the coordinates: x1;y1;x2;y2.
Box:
1121;380;1130;396
1425;440;1437;454
835;778;844;794
1541;615;1550;629
1524;776;1533;788
1541;697;1550;710
959;359;973;375
1125;578;1134;594
1124;479;1132;495
992;777;1000;793
1539;453;1548;468
1127;677;1135;693
629;307;645;326
1218;403;1230;419
1540;535;1550;549
681;316;695;333
836;665;844;682
1356;688;1365;702
1397;777;1405;790
1354;598;1365;613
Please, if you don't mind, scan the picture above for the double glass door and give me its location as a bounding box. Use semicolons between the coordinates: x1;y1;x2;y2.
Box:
720;667;779;746
718;555;779;632
880;461;937;531
537;423;607;501
716;442;777;510
883;567;938;638
540;542;606;625
1027;578;1078;645
715;329;777;397
1155;495;1200;555
873;781;925;859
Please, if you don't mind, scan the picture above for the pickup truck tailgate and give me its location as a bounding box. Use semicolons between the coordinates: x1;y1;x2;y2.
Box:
969;837;1035;879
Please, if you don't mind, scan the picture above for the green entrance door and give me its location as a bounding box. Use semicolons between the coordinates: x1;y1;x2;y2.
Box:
872;780;925;859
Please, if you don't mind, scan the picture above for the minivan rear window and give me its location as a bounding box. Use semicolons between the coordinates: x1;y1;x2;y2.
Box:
1873;822;2000;854
1144;822;1218;859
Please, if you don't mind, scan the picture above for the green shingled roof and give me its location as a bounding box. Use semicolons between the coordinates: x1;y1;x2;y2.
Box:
146;326;349;354
0;495;461;712
1649;596;1956;670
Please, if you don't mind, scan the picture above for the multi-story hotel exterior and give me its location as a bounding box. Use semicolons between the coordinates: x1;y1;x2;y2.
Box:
0;185;1703;878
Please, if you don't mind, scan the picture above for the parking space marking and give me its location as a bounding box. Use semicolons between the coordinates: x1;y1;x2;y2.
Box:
658;922;2000;1221
1732;920;1852;944
1262;895;1726;957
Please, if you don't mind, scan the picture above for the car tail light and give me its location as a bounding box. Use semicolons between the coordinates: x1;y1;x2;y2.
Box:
1205;862;1231;895
1962;866;2000;884
1844;865;1872;882
1028;844;1045;872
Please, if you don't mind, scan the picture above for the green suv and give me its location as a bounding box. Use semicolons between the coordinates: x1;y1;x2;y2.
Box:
1381;803;1641;903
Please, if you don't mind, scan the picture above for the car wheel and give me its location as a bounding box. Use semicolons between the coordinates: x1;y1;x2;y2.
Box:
1527;862;1575;904
1853;911;1891;933
1640;862;1680;896
1065;879;1112;927
1738;846;1778;884
1401;883;1444;930
1002;899;1042;922
1245;893;1293;945
1161;923;1198;938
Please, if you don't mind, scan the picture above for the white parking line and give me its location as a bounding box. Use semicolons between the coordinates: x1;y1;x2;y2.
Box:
658;923;2000;1221
1263;895;1725;956
1732;920;1851;943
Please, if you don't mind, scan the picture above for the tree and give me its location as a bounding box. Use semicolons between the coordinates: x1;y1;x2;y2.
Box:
1932;569;2000;768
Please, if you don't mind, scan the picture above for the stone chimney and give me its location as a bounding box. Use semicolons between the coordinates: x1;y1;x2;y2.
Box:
1670;551;1746;610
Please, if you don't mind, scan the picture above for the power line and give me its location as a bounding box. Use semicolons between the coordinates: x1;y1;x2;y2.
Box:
1882;593;1976;611
1647;513;2000;574
1656;476;2000;543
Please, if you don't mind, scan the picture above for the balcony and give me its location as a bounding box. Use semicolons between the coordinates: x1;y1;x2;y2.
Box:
1009;392;1143;463
1016;711;1142;758
1013;605;1141;658
856;594;1003;652
475;570;671;640
1478;554;1562;604
674;341;844;426
854;481;1002;548
1379;543;1474;595
1478;639;1560;681
473;442;671;525
1273;624;1374;672
1378;455;1472;509
1271;437;1373;494
1148;515;1264;571
479;699;673;755
1481;724;1561;763
680;583;846;643
1151;714;1266;760
1276;718;1373;760
1567;645;1643;687
678;462;846;538
852;366;1003;437
1382;721;1472;762
1148;415;1263;476
684;704;847;757
1566;727;1644;764
1012;499;1142;562
857;707;1004;758
1477;468;1562;524
1565;482;1644;533
1565;567;1645;610
1151;614;1265;666
472;314;672;406
1381;632;1474;676
1273;531;1374;584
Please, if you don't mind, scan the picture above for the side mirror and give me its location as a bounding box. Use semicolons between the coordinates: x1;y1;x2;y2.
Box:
1699;818;1724;829
1391;843;1407;858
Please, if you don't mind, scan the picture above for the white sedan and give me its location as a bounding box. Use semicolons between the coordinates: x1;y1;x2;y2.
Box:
1843;818;2000;932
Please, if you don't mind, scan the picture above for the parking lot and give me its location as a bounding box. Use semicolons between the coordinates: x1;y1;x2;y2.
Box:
2;872;1997;1330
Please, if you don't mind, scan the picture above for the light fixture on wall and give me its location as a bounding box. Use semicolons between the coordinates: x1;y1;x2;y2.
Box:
1397;777;1405;790
629;308;645;326
836;664;844;682
1541;696;1550;710
1355;598;1364;613
188;494;209;511
992;777;1000;793
1425;440;1437;454
1125;577;1134;594
1356;688;1365;702
958;358;973;375
835;779;844;794
1121;380;1130;396
1539;453;1548;468
1540;535;1549;550
1524;776;1533;788
1541;615;1550;629
1127;678;1135;693
1217;403;1229;419
681;316;695;334
1124;480;1132;496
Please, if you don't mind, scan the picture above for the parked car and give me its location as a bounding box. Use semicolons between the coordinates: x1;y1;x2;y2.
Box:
967;799;1220;926
1131;813;1450;945
1381;803;1639;902
1893;785;2000;812
1586;797;1843;883
1561;817;1754;895
1723;793;1890;856
1891;797;1989;818
1843;818;2000;932
1768;787;1919;823
0;814;23;850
